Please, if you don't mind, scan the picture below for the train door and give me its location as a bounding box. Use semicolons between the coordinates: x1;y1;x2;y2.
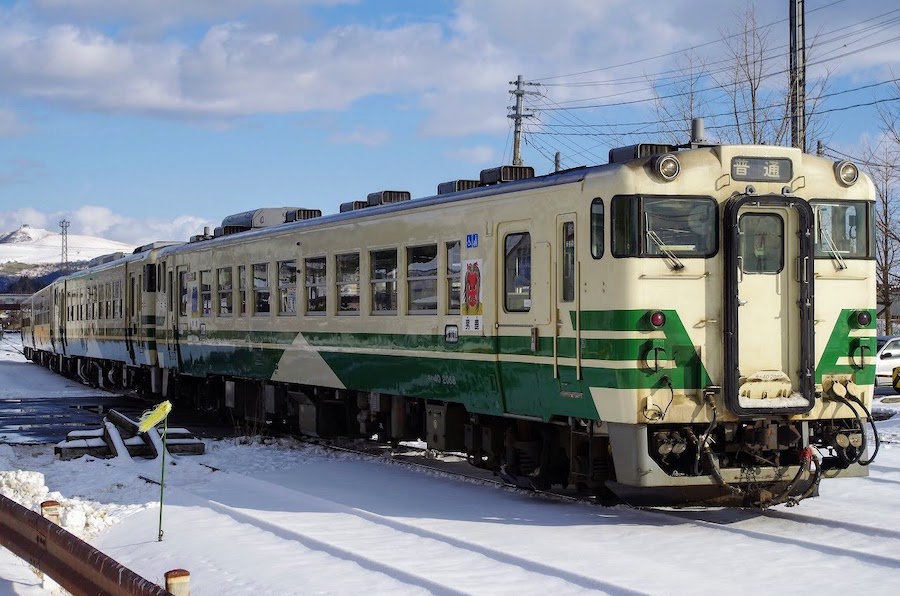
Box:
555;214;580;392
496;220;551;417
126;267;142;363
163;262;179;367
723;195;814;416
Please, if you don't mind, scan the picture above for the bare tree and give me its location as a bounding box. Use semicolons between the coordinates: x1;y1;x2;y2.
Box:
648;51;711;144
872;80;900;333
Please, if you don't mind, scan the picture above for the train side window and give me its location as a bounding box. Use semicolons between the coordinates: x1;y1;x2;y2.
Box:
408;245;437;314
200;270;212;316
590;199;604;258
278;260;298;315
504;232;531;312
562;222;575;302
253;263;270;315
238;266;247;315
336;253;360;314
305;257;327;314
217;267;233;315
446;241;461;314
371;249;398;314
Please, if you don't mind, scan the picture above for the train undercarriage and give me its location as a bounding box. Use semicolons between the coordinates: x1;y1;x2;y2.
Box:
25;348;871;508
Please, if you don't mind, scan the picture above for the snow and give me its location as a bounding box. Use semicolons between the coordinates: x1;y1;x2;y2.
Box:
4;334;900;595
0;225;134;265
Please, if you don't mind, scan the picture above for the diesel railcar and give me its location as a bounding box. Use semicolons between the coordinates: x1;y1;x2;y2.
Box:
22;131;879;506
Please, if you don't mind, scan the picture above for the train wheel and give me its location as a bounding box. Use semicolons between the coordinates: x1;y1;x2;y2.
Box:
467;449;488;468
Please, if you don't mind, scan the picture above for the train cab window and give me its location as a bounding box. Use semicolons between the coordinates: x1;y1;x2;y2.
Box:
611;195;717;258
217;267;233;315
408;245;438;313
253;263;270;315
200;270;212;316
591;199;604;258
278;260;298;315
739;213;784;274
562;222;575;302
305;257;327;314
336;254;360;314
371;249;398;314
504;232;531;312
811;200;874;259
446;241;461;314
238;266;247;315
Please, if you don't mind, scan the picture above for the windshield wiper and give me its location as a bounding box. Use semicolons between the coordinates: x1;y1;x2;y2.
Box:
820;229;848;270
647;230;685;271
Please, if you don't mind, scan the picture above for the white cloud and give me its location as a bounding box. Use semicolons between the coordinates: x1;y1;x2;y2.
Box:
0;107;29;137
0;206;216;246
0;0;896;138
328;126;390;147
444;145;496;164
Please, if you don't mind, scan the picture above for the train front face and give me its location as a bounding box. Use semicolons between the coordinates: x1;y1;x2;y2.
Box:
590;145;876;506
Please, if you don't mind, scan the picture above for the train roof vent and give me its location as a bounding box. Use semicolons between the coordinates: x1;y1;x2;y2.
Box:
437;179;481;195
479;165;535;186
220;207;300;236
88;251;125;267
213;227;224;237
608;143;679;164
132;241;183;254
367;190;411;206
284;208;323;223
340;200;369;213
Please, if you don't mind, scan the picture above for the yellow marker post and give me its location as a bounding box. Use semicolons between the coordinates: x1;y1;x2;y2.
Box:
138;400;172;542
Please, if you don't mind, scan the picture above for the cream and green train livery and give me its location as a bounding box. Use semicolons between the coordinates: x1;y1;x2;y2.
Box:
22;136;877;506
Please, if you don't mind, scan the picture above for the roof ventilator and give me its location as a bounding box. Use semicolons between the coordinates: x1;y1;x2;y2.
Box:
367;190;411;206
219;207;302;236
340;200;370;213
479;165;534;186
437;179;481;195
284;209;323;222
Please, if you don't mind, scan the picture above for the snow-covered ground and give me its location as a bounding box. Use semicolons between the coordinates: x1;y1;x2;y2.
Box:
0;225;134;266
3;333;900;595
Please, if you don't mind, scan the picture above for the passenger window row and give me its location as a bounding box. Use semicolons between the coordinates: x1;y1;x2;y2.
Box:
174;240;462;318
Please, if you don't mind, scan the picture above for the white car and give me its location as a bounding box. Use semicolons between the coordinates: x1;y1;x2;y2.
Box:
876;335;900;391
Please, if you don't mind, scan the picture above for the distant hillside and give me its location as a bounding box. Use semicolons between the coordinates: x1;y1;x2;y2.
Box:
0;225;136;294
0;224;135;266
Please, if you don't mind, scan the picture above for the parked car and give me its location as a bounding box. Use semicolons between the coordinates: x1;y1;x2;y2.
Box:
876;335;900;391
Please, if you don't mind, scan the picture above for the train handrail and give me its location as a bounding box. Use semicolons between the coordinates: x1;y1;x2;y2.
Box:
0;494;171;596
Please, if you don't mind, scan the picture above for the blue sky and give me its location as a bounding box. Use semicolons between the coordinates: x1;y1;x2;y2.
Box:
0;0;898;245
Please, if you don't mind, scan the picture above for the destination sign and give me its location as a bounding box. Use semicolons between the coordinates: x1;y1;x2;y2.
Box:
730;157;793;183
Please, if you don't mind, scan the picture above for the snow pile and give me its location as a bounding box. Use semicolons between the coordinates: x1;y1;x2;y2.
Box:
0;444;153;539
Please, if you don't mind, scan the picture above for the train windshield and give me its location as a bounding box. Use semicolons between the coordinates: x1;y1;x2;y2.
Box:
811;200;873;259
611;195;718;258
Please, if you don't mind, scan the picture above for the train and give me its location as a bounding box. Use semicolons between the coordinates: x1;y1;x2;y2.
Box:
21;122;879;506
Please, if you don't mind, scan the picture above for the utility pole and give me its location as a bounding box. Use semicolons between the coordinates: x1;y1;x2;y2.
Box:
508;75;538;166
789;0;807;152
59;219;69;269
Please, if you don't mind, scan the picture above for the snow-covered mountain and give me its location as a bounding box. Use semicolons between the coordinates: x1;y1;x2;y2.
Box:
0;225;135;266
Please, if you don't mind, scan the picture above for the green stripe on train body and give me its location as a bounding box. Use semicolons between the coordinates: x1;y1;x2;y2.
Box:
815;308;876;385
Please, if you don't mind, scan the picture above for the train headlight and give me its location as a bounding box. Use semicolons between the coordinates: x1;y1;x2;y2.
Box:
853;310;872;328
649;311;666;328
834;160;859;186
651;154;680;181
